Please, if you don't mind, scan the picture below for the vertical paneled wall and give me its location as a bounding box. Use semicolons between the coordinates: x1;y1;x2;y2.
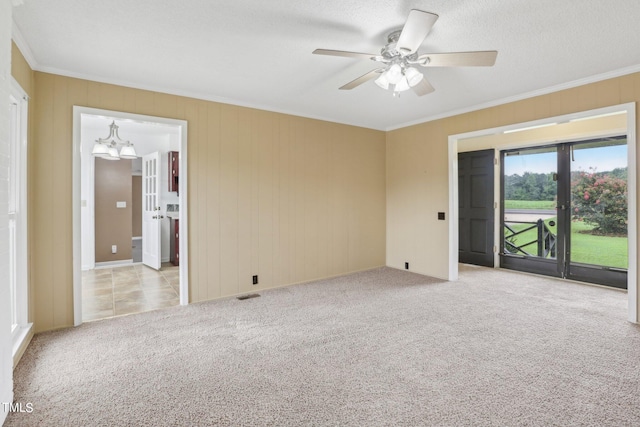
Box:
184;103;386;302
25;72;386;332
386;73;640;289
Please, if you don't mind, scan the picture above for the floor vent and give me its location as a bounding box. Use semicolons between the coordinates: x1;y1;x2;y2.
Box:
237;294;260;301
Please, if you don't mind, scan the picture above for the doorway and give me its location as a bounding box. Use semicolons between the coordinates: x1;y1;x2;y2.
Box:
448;103;637;323
72;107;189;325
501;137;628;288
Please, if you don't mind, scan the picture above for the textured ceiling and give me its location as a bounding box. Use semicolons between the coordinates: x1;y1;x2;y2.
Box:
12;0;640;130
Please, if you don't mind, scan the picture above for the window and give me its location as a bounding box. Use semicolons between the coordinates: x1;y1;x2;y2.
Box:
9;80;31;356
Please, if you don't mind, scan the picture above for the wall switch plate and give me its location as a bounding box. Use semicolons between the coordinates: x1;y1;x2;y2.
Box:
116;201;126;208
438;212;445;220
405;262;409;270
111;245;117;254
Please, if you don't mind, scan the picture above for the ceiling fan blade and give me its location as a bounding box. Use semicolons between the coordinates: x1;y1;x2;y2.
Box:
396;10;439;55
313;49;377;61
417;51;498;67
339;68;384;90
412;77;435;96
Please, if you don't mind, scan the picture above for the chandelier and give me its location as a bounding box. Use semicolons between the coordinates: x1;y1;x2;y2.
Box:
91;121;137;160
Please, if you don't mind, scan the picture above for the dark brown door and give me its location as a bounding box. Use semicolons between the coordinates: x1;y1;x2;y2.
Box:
458;149;495;267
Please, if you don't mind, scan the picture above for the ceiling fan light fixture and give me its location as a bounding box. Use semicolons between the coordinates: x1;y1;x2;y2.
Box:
374;72;390;90
386;64;403;85
313;10;497;98
394;76;411;92
405;67;424;87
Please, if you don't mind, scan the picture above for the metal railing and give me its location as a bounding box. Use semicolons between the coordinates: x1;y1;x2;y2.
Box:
504;219;557;258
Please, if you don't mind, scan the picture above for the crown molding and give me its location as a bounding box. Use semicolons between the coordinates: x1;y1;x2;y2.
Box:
386;63;640;131
33;63;379;130
11;22;37;70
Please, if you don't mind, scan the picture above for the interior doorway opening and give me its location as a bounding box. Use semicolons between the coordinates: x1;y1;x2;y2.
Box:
72;107;189;325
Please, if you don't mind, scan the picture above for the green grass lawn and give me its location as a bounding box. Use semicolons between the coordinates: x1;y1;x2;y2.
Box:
504;200;556;209
505;218;628;269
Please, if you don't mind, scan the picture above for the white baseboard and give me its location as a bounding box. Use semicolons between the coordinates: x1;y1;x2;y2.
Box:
132;236;142;240
94;259;134;269
12;324;33;368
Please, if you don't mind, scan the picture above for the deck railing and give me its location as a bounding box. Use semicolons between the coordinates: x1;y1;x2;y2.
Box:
504;219;557;258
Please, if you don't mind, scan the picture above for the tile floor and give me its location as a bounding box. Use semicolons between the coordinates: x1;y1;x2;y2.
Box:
82;263;180;321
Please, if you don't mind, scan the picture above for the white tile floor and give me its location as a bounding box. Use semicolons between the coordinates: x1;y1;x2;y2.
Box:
82;263;180;321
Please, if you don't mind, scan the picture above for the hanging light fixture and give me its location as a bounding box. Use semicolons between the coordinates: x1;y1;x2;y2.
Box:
374;62;425;96
91;121;137;160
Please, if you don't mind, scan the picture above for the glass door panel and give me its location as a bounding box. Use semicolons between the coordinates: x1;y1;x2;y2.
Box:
501;146;561;277
567;138;628;287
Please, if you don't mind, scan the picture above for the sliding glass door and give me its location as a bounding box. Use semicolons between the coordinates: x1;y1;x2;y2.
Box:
501;136;628;289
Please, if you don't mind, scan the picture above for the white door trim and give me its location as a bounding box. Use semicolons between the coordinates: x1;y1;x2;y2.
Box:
448;103;637;324
72;107;189;326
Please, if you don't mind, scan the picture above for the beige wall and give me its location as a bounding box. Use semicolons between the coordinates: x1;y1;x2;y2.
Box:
386;73;640;296
458;113;627;152
95;158;133;262
11;41;33;96
13;57;386;332
132;176;142;237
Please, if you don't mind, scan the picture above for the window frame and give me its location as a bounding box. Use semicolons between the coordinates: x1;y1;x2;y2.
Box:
9;78;31;359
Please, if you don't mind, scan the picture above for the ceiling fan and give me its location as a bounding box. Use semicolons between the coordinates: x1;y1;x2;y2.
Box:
313;9;498;96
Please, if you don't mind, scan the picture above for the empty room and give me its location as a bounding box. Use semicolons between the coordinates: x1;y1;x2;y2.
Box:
1;1;640;426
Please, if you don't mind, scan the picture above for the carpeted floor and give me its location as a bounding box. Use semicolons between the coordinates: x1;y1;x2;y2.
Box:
6;265;640;426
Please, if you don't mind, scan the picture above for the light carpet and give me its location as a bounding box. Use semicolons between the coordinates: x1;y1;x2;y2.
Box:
7;265;640;426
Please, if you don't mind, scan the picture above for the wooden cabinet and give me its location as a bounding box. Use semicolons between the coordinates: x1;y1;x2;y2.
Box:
168;151;179;193
170;218;179;266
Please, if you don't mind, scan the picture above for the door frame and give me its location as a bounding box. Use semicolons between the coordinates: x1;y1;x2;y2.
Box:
72;106;189;326
448;103;637;323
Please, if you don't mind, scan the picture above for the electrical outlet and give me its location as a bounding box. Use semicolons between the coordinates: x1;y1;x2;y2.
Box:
252;275;258;285
111;245;117;254
438;212;445;220
405;262;409;270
